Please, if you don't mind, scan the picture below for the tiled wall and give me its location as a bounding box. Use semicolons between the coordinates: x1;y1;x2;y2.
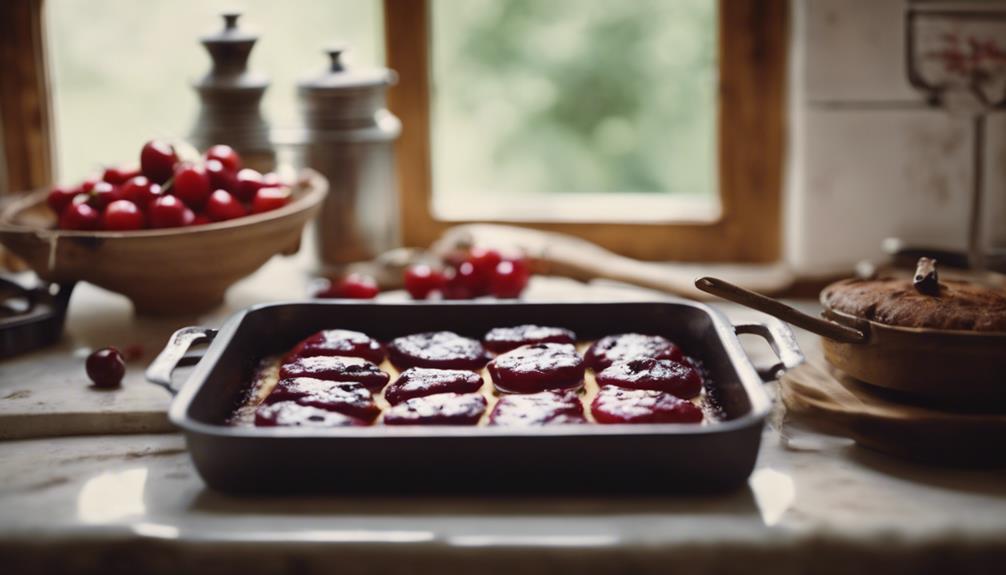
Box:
786;0;1005;275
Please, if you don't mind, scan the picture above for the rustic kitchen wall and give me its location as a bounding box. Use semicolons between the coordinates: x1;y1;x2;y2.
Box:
786;0;1005;276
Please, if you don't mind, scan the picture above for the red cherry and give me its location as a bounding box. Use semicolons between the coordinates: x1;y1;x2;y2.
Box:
467;247;502;279
205;145;242;173
148;195;195;228
316;273;379;299
205;189;247;222
205;159;237;193
102;165;140;185
86;347;125;388
171;164;212;209
88;181;124;210
79;177;99;193
250;186;291;214
442;267;475;300
140;140;178;184
192;214;212;226
47;185;82;214
120;176;162;209
404;264;447;299
101;199;145;231
59;202;100;231
233;168;265;202
490;258;530;298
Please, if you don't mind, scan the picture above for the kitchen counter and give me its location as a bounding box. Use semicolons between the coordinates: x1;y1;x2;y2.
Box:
1;254;1005;574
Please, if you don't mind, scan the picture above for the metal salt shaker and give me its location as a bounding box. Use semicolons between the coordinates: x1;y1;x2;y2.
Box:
190;12;275;172
298;46;401;266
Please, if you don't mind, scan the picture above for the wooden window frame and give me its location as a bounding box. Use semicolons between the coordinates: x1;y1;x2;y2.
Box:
385;0;787;262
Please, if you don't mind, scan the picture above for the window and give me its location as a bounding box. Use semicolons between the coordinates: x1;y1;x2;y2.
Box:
387;0;787;262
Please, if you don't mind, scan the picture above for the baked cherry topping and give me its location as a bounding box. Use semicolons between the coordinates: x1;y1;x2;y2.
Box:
590;385;703;424
584;333;684;371
488;390;586;426
488;343;585;394
255;401;367;427
171;164;212;210
59;202;100;231
140;140;178;184
148;195;195;228
205;189;247;222
383;393;487;426
483;324;577;354
279;356;390;391
265;378;380;422
596;358;702;399
205;144;242;173
403;264;447;300
384;367;484;405
86;347;126;388
287;329;385;364
387;331;489;370
101;199;145;231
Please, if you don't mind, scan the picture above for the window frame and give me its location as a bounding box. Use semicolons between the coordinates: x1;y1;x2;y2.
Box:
384;0;787;262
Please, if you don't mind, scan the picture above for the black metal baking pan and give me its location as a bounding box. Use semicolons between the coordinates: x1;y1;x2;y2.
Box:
146;300;802;494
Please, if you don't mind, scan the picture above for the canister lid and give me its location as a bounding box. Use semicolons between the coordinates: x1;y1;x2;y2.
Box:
299;46;397;92
196;12;268;89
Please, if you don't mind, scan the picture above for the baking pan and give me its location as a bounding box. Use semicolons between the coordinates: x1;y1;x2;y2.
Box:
146;300;802;494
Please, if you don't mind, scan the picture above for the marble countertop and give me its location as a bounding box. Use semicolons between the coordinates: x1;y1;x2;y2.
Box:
2;253;1005;574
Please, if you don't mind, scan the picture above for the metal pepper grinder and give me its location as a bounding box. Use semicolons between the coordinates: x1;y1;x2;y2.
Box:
190;12;275;172
298;46;401;267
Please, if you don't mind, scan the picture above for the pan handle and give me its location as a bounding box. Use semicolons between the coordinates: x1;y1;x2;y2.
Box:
695;276;867;344
145;326;218;396
734;320;805;382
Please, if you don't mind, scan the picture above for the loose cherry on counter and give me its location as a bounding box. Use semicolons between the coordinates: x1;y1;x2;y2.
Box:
404;264;447;300
490;258;530;298
148;195;195;229
205;144;242;173
140;140;178;184
250;186;291;214
315;273;380;300
171;164;212;209
101;200;145;231
59;202;100;231
205;190;247;222
86;347;126;388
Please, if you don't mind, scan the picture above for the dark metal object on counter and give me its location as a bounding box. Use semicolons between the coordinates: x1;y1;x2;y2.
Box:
297;46;401;267
146;301;801;494
912;257;940;296
190;12;275;171
0;278;73;358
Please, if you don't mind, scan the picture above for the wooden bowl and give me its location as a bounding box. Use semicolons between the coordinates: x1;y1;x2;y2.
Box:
0;170;327;315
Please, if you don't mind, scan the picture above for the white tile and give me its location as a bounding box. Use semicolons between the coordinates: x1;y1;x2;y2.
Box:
789;108;974;275
801;0;921;103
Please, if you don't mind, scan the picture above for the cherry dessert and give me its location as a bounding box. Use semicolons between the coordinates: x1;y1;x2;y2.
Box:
483;324;577;354
384;367;484;405
279;356;390;391
382;393;488;426
595;358;703;399
487;343;585;394
86;347;126;388
255;401;367;427
584;333;684;371
488;390;586;426
387;331;489;370
264;378;380;422
287;329;385;364
590;385;703;424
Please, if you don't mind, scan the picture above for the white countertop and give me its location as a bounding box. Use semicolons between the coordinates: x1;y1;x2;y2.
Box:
2;253;1005;573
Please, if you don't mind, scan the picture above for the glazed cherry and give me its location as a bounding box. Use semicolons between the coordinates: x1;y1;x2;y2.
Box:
101;165;140;185
404;264;447;299
59;202;100;231
47;185;82;214
316;273;380;299
205;144;242;173
101;199;145;231
233;168;265;202
490;257;530;298
86;347;126;389
119;176;161;209
205;189;246;222
140;140;178;184
148;195;195;228
171;164;212;209
205;158;237;193
250;186;291;214
88;181;124;210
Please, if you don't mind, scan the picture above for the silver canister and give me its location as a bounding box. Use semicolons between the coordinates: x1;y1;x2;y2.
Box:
298;46;401;266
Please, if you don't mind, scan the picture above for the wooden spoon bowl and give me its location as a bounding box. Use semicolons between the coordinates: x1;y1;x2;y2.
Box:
0;170;327;315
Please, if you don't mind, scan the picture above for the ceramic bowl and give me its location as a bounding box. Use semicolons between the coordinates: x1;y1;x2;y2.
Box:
0;170;327;315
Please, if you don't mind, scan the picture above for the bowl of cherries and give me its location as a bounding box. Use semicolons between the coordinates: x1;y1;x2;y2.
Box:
0;141;326;315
